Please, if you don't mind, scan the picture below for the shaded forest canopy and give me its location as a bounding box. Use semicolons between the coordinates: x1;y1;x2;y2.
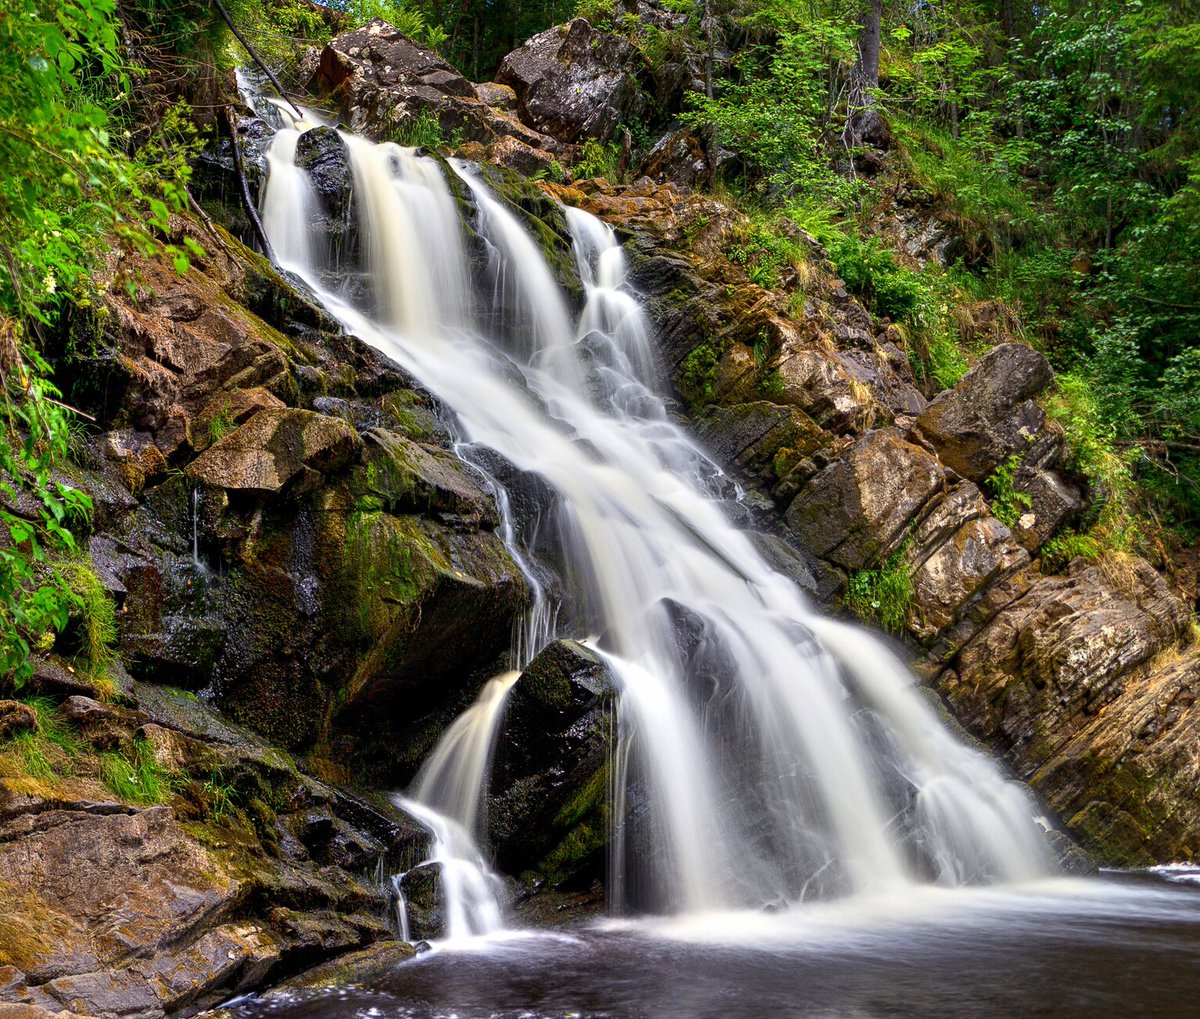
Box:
0;0;1198;677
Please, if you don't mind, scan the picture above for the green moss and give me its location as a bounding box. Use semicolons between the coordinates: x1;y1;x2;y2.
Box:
56;557;118;677
679;341;725;408
541;763;611;884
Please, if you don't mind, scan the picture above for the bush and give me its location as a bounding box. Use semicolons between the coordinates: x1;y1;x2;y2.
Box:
844;546;913;634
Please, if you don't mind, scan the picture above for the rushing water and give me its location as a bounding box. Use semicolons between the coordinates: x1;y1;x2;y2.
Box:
258;104;1051;923
239;97;1200;1018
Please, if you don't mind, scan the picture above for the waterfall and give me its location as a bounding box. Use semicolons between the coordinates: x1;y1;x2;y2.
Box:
259;114;1050;929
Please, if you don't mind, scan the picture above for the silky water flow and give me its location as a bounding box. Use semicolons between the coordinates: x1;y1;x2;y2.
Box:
258;107;1050;939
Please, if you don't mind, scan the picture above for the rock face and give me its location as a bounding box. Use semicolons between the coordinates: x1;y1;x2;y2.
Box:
497;19;649;144
943;559;1197;864
0;677;425;1018
786;429;945;571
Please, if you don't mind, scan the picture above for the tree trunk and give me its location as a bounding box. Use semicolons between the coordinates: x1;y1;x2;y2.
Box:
844;0;886;151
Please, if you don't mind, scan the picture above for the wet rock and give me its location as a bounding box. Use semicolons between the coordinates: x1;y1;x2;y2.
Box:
397;863;444;941
911;343;1054;482
497;19;649;144
785;429;945;570
295;126;359;272
489;640;614;885
282;940;415;990
186;408;362;496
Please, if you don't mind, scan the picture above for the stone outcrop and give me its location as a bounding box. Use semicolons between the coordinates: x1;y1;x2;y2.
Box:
0;675;424;1018
489;640;614;887
312;19;572;159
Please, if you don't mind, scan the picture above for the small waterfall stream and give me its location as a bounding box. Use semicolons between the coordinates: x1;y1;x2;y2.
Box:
259;107;1050;936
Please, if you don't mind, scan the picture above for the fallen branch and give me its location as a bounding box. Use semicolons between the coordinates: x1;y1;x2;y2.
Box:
211;0;303;120
221;106;275;262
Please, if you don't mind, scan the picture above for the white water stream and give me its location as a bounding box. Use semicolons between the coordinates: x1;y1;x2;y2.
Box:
259;108;1050;934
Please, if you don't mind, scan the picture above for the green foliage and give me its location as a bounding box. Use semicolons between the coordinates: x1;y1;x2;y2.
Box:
389;109;443;149
1045;372;1140;549
729;220;801;291
826;232;925;322
0;0;207;686
56;558;118;675
575;0;617;29
100;737;173;805
0;697;84;782
342;0;448;51
985;454;1033;528
1041;529;1103;569
845;546;913;634
208;405;238;445
573;139;622;181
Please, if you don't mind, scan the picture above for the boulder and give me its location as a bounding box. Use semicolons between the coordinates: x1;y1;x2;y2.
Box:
186;408;362;496
317;19;476;102
0;701;38;741
294;126;359;274
785;429;945;570
911;343;1054;482
313;20;569;156
488;135;556;178
774;346;879;432
489;640;614;885
497;19;649;144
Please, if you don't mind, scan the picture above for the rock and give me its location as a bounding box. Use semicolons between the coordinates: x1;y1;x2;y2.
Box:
193;387;287;453
639;128;715;191
911;343;1054;482
186;408;362;496
474;82;517;111
282;940;415;989
294;126;359;274
488;135;556;177
774;346;879;432
693;402;828;490
314;20;569;156
0;805;238;984
497;19;649;144
397;863;444;941
785;429;945;570
317;19;476;102
907;514;1030;640
941;557;1197;863
0;702;38;741
489;640;614;885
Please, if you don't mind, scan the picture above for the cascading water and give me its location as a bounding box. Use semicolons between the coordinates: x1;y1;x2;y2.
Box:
259;108;1050;930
